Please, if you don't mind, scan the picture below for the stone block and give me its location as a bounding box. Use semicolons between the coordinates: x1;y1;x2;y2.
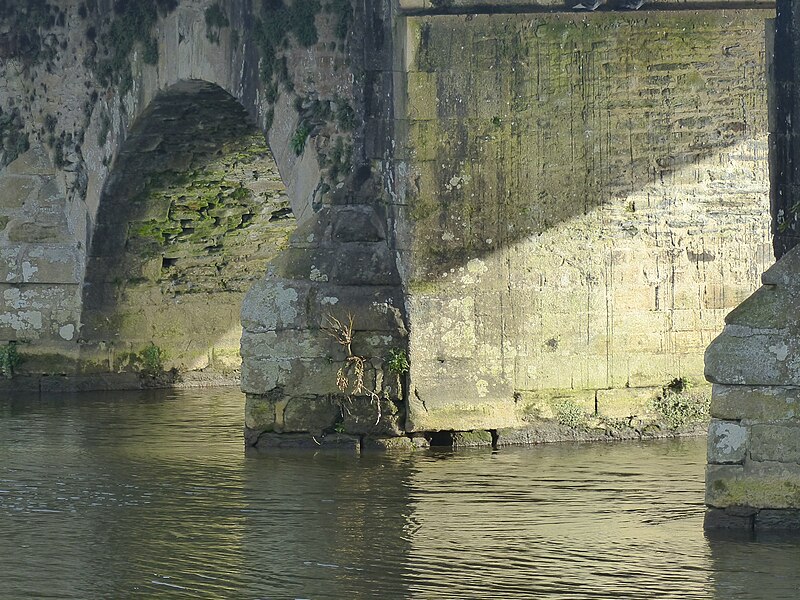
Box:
341;396;404;436
245;395;278;431
281;396;340;434
515;389;596;421
707;419;749;464
407;361;518;431
711;384;800;421
331;206;386;243
240;277;310;332
4;146;54;176
623;353;671;389
240;358;290;395
406;72;438;120
750;423;800;463
240;329;332;361
362;436;416;452
329;242;400;287
754;509;800;529
0;175;37;210
240;357;343;397
707;462;800;509
703;507;755;530
6;220;68;243
706;464;746;508
8;245;83;284
305;284;406;332
409;295;478;360
704;325;800;386
723;285;789;330
452;430;493;447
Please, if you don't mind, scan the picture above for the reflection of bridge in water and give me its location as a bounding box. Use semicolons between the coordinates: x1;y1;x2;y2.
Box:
3;387;800;597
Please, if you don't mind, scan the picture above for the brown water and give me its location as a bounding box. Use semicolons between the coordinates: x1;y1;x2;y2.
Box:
1;387;798;599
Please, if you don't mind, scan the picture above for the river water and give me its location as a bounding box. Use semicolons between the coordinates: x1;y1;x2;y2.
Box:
1;387;798;599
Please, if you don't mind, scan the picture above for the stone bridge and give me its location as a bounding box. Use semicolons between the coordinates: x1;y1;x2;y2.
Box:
0;0;795;524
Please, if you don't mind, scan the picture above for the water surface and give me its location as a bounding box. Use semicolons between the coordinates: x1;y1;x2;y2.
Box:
1;387;798;598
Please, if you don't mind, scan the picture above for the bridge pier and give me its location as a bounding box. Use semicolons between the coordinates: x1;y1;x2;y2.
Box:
703;0;800;529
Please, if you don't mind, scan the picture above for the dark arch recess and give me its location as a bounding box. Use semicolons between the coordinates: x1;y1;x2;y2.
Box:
80;80;294;373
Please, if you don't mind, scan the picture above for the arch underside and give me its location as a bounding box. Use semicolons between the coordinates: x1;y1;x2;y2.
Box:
81;81;295;373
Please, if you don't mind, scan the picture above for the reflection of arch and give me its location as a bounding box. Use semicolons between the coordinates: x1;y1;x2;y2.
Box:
80;80;295;372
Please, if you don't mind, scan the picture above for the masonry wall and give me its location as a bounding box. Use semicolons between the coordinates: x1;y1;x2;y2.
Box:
395;10;773;431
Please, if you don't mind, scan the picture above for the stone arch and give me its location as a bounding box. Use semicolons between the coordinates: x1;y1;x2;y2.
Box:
0;0;408;443
79;79;296;374
66;2;408;443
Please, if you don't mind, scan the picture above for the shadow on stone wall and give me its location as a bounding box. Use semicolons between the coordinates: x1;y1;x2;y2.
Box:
402;11;771;278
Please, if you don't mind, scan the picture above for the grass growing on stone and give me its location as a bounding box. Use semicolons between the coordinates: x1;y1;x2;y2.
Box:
254;0;322;85
552;397;587;429
387;348;409;375
0;342;21;379
290;124;310;156
650;378;710;430
138;342;165;377
94;0;177;90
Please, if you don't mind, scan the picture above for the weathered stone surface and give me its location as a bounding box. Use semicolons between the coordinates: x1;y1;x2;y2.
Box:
340;396;404;436
244;394;279;432
705;246;800;387
750;424;800;463
241;357;342;396
596;387;661;419
754;509;800;529
6;221;67;243
4;146;54;176
707;462;800;509
305;285;406;332
705;325;800;386
707;420;748;465
711;384;800;422
703;508;755;530
0;176;37;209
281;396;340;434
362;436;417;451
0;245;82;285
399;10;771;432
240;330;332;361
331;206;386;243
452;430;493;447
240;279;309;333
407;358;518;431
515;389;596;421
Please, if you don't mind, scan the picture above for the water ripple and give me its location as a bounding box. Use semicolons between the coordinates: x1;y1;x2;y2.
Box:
1;388;800;598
